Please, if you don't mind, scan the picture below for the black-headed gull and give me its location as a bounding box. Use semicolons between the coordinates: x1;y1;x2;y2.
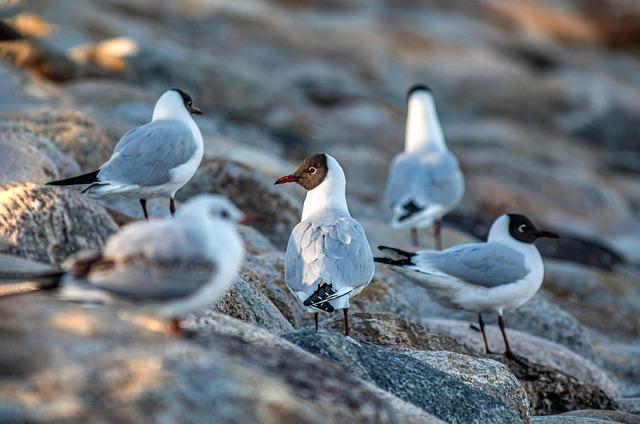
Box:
385;85;464;250
0;194;245;337
375;213;557;365
47;89;204;219
275;153;375;336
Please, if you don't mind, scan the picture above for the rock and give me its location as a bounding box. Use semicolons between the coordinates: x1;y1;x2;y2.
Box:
0;183;118;264
324;312;473;355
422;318;619;414
6;109;115;170
238;225;278;255
285;328;529;423
619;398;640;415
177;158;300;248
0;134;61;184
542;260;640;341
532;417;619;424
201;273;294;335
561;410;640;423
0;294;441;424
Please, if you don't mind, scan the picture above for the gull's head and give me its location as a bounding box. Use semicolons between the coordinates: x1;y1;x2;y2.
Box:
153;88;202;120
488;213;558;245
177;194;244;225
407;84;435;113
274;153;345;191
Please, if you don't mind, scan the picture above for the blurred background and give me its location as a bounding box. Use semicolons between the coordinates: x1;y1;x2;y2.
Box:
0;0;639;418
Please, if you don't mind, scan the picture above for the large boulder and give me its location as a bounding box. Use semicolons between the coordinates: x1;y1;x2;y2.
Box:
423;319;619;415
0;183;118;264
0;294;441;423
285;328;530;423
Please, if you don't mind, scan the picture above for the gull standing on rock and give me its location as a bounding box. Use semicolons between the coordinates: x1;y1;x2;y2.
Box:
0;194;245;337
275;154;375;336
375;213;557;365
47;88;204;219
385;85;464;249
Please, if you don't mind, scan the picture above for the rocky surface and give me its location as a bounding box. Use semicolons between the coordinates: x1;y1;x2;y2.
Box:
0;0;637;422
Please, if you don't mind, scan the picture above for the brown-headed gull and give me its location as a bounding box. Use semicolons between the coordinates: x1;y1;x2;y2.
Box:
275;153;375;336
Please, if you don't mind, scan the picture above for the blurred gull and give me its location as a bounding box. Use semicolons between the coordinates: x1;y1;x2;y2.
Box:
385;84;464;249
47;88;204;219
375;213;557;365
275;153;375;336
0;194;245;336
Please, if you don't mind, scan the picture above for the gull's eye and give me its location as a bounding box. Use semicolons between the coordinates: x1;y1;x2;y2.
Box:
518;224;528;232
221;210;230;219
308;167;317;175
187;100;192;106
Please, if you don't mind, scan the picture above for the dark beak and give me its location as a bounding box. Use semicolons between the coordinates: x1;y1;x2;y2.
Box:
534;230;558;239
190;106;203;115
274;175;300;185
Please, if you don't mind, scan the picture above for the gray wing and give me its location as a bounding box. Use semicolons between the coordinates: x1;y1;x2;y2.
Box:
83;255;216;302
98;120;196;186
415;242;528;288
285;216;375;297
386;151;464;209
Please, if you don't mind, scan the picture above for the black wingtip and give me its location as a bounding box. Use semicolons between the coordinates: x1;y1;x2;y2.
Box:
47;170;99;186
378;245;415;257
374;256;413;266
407;84;433;98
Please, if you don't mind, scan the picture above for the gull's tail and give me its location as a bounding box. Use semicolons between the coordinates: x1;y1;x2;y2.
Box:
374;245;416;266
47;170;99;187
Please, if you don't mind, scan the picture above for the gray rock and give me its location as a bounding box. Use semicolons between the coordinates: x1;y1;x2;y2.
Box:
177;158;300;248
0;135;60;184
561;410;640;424
285;328;529;423
532;417;618;424
423;318;619;414
0;294;440;424
0;183;118;264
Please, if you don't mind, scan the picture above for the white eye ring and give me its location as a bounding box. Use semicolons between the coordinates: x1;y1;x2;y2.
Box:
518;224;527;232
308;167;317;175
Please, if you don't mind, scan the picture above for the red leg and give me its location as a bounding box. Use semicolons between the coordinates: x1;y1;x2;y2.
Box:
434;218;442;251
314;312;319;331
478;314;495;354
170;197;176;217
139;199;149;220
498;315;529;366
165;318;182;338
411;228;419;247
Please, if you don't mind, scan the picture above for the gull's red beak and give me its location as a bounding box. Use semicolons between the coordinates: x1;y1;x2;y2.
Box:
274;175;300;185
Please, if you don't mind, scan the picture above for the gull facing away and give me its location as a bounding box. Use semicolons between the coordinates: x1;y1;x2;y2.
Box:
0;195;245;336
47;88;204;219
385;85;464;250
275;154;375;336
375;213;557;365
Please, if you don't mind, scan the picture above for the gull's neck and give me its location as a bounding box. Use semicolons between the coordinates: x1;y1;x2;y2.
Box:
404;93;447;154
301;157;350;221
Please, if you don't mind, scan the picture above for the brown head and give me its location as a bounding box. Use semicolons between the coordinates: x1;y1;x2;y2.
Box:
274;154;329;191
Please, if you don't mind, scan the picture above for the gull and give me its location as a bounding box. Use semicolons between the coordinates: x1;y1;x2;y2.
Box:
0;194;245;336
375;213;557;365
47;88;204;219
385;84;464;249
274;153;375;336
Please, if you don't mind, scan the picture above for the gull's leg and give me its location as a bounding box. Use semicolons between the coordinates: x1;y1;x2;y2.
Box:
498;315;529;367
165;318;182;338
139;199;149;220
411;228;419;247
343;308;350;336
478;314;495;354
314;312;319;331
170;197;176;217
434;218;443;251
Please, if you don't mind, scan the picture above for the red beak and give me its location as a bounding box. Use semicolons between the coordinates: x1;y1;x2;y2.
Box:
274;175;300;185
239;212;261;225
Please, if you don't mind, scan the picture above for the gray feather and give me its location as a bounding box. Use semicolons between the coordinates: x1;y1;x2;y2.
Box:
285;216;375;298
414;242;528;288
98;120;196;186
386;151;464;211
